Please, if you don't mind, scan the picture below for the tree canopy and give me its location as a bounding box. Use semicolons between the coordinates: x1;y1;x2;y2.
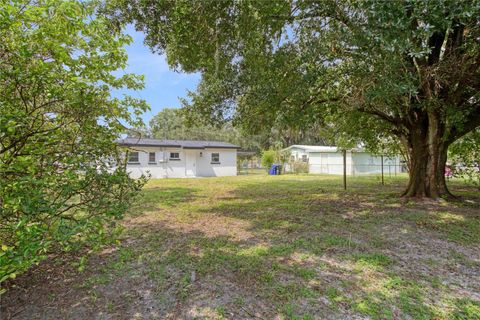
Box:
0;0;147;285
131;108;329;152
149;108;241;142
109;0;480;198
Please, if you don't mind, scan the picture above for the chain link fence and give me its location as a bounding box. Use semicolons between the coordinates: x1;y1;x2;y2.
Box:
237;157;411;188
238;158;479;190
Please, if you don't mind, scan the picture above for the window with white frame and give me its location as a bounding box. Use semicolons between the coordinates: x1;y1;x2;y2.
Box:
148;152;156;163
169;152;180;160
128;151;139;163
211;153;220;163
301;154;308;163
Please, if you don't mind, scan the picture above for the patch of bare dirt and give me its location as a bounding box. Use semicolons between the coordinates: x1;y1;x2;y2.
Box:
2;178;480;319
128;211;256;242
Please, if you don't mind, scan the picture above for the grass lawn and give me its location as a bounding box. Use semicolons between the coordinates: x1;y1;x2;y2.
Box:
3;174;480;319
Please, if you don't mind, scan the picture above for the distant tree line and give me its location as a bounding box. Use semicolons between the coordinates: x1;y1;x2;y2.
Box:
127;108;330;153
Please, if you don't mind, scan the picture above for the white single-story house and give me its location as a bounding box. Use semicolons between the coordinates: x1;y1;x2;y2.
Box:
284;145;403;175
117;138;240;178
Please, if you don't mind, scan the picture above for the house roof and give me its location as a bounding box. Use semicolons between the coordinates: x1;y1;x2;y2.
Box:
283;145;366;153
283;145;340;153
117;138;240;149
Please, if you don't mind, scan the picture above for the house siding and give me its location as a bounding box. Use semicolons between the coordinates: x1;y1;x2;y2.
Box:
289;147;309;161
123;146;237;179
284;145;402;176
309;151;350;175
351;153;400;175
195;149;237;177
309;151;400;175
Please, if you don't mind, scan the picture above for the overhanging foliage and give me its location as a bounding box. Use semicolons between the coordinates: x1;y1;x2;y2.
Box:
0;0;148;286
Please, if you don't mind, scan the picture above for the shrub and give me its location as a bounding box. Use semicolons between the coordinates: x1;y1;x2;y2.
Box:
0;0;148;288
291;160;309;174
449;129;480;189
261;149;276;169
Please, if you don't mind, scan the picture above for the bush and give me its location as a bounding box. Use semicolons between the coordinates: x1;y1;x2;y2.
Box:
261;149;276;169
0;0;148;288
291;160;309;174
449;129;480;189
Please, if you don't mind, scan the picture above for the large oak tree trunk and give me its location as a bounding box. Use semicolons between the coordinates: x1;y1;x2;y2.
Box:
401;112;453;198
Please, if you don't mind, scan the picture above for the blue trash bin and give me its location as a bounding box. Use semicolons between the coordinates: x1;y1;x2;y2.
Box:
269;164;277;175
269;164;282;175
268;164;275;176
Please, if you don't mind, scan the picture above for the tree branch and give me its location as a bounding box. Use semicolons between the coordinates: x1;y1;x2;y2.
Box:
449;104;480;142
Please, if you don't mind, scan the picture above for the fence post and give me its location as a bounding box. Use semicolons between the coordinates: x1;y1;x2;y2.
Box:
343;149;347;190
381;155;384;185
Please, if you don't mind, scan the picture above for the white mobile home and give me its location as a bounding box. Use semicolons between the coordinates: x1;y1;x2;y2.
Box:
117;138;239;178
284;145;402;175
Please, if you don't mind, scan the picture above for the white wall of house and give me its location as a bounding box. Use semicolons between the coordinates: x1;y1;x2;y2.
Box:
284;145;402;176
194;149;237;177
309;152;401;175
309;151;350;175
289;147;310;162
124;147;237;179
351;153;401;175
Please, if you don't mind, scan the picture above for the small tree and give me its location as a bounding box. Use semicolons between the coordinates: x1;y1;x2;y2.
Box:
261;149;276;170
0;0;148;285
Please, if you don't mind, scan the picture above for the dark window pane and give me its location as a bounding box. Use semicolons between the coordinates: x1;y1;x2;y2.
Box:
149;152;156;162
128;152;139;163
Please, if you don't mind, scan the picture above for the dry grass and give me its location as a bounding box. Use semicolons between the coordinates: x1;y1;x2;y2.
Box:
2;174;480;319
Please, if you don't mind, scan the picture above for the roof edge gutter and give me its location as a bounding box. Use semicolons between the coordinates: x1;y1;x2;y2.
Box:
118;143;182;148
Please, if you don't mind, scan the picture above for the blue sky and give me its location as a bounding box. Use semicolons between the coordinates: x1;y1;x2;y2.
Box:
113;25;201;125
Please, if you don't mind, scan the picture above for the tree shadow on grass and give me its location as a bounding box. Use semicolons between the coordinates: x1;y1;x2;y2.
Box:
190;177;480;318
133;176;479;318
198;177;480;245
3;177;479;319
6;217;476;320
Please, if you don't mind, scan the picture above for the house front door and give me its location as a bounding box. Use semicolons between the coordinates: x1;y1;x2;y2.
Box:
185;150;196;177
